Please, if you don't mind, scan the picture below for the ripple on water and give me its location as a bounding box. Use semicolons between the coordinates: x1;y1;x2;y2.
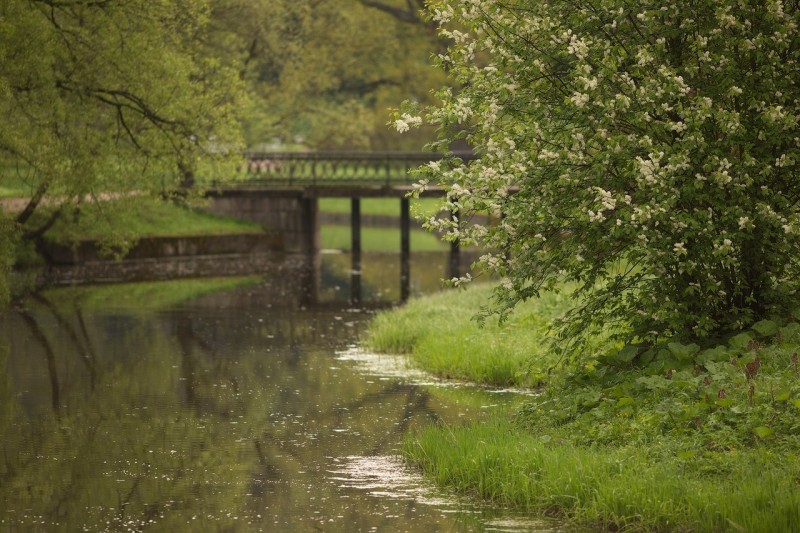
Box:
328;455;454;507
328;455;562;532
335;347;440;384
336;347;540;396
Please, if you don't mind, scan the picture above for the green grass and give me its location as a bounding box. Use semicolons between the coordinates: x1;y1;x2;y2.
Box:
319;198;442;217
404;419;800;532
370;284;800;530
321;225;449;252
365;283;585;386
42;200;264;243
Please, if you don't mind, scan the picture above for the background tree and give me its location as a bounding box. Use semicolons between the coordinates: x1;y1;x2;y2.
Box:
0;0;448;302
208;0;445;150
0;0;245;299
400;0;800;351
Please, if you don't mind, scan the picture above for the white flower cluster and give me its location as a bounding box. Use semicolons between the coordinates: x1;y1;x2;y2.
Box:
393;113;422;134
406;0;800;342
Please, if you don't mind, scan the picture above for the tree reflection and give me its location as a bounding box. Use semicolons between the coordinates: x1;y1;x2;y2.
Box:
0;282;476;531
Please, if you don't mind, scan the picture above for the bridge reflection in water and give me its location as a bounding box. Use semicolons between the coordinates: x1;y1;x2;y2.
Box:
209;151;478;304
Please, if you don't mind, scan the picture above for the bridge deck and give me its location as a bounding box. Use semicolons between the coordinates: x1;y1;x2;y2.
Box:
211;185;446;199
237;150;475;190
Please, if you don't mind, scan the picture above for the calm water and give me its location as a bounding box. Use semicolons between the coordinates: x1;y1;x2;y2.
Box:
0;253;557;532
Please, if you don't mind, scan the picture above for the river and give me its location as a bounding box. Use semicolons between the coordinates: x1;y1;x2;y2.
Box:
0;252;558;532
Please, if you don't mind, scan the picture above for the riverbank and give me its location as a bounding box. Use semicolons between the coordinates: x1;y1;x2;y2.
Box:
13;197;441;288
365;284;800;532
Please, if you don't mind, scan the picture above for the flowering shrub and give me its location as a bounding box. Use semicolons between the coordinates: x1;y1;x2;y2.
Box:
394;0;800;350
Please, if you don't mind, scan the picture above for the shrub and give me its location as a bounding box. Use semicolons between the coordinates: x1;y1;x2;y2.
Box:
396;0;800;352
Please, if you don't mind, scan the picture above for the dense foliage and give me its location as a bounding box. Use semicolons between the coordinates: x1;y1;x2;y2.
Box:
399;1;800;348
210;0;445;150
0;0;247;298
0;0;448;302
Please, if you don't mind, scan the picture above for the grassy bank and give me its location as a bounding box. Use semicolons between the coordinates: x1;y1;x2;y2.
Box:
41;200;264;242
367;284;800;531
404;420;800;532
365;284;588;386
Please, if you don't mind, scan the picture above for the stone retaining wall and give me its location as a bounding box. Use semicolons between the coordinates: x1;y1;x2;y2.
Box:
43;232;286;285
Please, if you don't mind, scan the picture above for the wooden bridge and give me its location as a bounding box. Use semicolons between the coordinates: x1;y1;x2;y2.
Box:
241;150;474;190
208;151;477;303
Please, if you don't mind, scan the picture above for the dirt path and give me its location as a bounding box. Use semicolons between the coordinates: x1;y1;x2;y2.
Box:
0;197;28;213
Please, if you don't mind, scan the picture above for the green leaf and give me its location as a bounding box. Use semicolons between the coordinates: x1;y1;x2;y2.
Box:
752;320;778;337
638;348;656;366
752;426;774;439
697;346;730;365
616;396;635;408
728;332;753;351
715;399;734;408
791;399;800;410
677;449;698;460
615;344;639;363
774;391;791;402
636;375;670;391
667;342;699;361
779;322;800;342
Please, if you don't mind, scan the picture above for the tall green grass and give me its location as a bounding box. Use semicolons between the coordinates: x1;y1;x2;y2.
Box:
366;283;582;386
404;419;800;532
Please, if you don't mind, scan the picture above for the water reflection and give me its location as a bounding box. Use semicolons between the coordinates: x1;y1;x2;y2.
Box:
318;250;484;304
1;255;557;532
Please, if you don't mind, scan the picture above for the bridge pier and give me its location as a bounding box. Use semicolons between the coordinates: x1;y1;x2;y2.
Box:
205;191;319;255
208;149;486;304
350;198;361;304
204;191;320;303
400;198;411;302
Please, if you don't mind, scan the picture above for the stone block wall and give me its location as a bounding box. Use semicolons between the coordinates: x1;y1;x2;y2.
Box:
204;191;319;255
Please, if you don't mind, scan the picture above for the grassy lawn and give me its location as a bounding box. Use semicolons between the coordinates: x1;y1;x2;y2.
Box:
367;283;800;532
321;224;449;252
319;198;442;218
40;200;265;243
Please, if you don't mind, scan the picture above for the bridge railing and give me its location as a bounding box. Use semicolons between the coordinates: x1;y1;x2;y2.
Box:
242;151;476;187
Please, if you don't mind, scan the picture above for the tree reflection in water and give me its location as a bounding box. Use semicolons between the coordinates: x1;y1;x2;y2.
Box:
0;273;525;532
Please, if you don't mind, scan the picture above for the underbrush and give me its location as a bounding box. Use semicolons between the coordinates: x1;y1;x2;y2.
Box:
522;321;800;452
374;285;800;530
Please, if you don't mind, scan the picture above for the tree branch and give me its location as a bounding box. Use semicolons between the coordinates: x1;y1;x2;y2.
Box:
359;0;421;23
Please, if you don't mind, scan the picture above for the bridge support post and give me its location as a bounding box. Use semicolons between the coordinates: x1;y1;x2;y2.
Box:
351;198;362;304
299;197;320;305
449;209;461;280
400;197;410;302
